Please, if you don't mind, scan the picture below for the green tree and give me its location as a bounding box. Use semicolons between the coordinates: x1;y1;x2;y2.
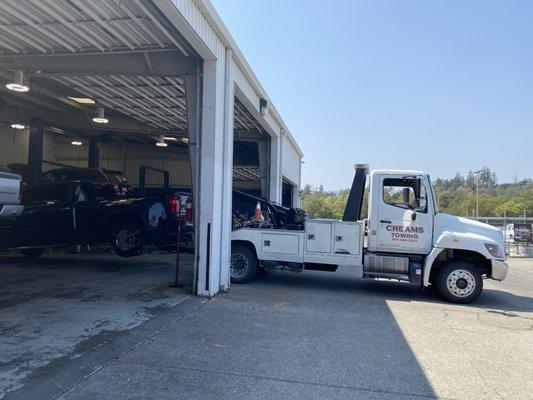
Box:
301;169;532;219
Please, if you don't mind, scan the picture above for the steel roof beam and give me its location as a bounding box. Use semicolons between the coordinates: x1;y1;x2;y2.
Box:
68;0;135;51
131;0;189;57
57;76;170;130
0;50;197;77
2;1;78;53
112;0;165;49
36;0;107;51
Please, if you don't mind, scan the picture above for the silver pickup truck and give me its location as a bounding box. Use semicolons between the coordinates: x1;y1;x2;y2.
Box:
0;171;24;219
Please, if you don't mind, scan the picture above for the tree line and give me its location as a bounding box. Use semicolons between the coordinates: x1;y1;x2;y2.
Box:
301;167;533;219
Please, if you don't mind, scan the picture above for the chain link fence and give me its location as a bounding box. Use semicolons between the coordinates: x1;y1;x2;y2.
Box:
473;217;533;258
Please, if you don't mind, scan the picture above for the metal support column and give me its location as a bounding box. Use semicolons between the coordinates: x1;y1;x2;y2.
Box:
88;137;100;168
28;117;44;185
257;141;269;198
219;48;234;290
185;68;202;294
269;133;282;203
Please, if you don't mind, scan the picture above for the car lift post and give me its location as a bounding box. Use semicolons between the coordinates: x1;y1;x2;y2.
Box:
170;198;183;288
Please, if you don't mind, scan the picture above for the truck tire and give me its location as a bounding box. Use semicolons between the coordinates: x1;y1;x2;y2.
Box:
111;223;145;257
230;245;258;284
20;248;46;258
435;261;483;303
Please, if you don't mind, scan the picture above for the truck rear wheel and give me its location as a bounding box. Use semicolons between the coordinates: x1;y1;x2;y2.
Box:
230;245;258;284
435;261;483;303
20;248;46;258
111;223;144;257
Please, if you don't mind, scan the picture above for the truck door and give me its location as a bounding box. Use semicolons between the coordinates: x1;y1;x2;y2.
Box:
73;182;103;242
17;184;76;247
376;175;433;254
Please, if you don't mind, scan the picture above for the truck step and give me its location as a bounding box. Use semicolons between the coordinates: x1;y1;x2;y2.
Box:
363;272;410;282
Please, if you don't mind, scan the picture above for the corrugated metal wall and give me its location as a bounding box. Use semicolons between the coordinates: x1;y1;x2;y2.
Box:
2;129;264;193
233;180;260;191
0;124;29;168
47;136;192;188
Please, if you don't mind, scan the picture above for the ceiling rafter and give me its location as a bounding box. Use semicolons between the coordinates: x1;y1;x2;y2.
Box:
0;1;269;139
0;0;187;55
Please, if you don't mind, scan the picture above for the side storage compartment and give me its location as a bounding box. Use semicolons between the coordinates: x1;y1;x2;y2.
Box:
232;228;304;264
334;223;360;255
304;219;363;266
261;232;300;255
257;231;304;263
305;221;332;253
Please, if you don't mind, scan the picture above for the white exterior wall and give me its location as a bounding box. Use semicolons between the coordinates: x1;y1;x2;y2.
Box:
43;136;191;187
281;134;302;206
281;136;301;185
161;0;233;296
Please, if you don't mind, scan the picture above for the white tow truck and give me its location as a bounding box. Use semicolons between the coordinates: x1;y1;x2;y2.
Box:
230;165;508;303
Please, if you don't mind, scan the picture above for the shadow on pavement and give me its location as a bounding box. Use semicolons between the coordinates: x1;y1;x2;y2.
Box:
255;267;533;313
4;257;440;400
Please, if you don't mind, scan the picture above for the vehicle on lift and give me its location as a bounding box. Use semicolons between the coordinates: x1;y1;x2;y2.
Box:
231;164;509;303
0;171;24;220
0;181;180;258
40;164;195;252
41;167;132;196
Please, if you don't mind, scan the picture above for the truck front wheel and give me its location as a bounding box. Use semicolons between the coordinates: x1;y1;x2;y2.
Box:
230;245;258;284
435;261;483;303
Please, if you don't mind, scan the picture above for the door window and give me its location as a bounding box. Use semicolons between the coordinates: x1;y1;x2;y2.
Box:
382;178;427;213
70;170;98;182
23;185;71;205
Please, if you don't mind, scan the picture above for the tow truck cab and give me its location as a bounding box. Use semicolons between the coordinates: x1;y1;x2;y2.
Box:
231;165;508;303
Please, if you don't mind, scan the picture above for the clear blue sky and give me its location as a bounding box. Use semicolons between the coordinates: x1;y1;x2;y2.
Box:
211;0;532;190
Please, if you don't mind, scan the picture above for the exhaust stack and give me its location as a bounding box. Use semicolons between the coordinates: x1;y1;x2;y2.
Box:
342;163;368;222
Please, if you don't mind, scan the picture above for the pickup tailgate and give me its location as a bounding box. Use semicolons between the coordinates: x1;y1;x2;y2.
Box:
0;172;21;205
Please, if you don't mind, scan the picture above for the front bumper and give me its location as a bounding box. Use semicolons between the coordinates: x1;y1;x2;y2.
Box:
491;259;508;281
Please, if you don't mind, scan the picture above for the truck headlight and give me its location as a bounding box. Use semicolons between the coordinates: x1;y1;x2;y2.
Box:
485;243;504;259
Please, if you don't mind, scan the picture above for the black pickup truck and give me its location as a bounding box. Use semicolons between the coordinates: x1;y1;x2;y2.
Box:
0;181;180;257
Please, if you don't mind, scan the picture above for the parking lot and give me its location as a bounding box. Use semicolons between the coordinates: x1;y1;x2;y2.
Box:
1;255;531;400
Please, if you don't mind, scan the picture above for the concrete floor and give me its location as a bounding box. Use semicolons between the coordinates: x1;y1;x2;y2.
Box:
0;250;194;398
1;256;532;399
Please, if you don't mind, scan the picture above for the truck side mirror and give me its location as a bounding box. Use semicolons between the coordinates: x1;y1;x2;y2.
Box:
417;196;427;212
402;188;410;208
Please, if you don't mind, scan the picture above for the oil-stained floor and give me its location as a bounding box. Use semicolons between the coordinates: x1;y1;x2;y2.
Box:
0;250;193;398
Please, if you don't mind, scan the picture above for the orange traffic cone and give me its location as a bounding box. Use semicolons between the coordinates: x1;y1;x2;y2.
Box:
254;201;264;221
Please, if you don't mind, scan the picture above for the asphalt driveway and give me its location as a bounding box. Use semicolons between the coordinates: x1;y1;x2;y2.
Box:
3;257;532;400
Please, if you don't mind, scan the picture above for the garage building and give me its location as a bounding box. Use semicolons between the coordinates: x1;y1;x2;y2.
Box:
0;0;303;296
